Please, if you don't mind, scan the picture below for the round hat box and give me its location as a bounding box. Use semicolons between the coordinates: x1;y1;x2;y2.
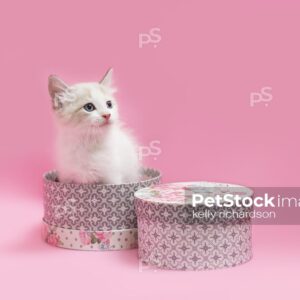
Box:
135;182;253;270
42;168;161;251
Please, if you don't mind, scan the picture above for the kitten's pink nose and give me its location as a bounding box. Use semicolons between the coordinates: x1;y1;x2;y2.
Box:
102;113;111;120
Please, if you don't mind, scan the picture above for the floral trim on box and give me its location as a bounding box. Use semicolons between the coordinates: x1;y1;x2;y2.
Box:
42;221;138;251
135;182;253;204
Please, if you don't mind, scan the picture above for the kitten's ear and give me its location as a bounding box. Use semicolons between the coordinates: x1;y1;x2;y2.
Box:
99;68;114;88
48;75;68;99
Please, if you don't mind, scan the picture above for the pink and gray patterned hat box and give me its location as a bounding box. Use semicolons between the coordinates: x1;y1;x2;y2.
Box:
42;168;161;251
134;182;254;271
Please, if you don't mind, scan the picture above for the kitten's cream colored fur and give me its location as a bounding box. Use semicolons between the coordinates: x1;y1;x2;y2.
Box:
48;69;140;184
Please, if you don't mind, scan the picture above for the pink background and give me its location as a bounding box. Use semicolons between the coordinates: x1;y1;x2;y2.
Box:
0;0;300;299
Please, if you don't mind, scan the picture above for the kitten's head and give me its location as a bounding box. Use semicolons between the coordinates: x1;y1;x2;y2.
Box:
48;69;118;132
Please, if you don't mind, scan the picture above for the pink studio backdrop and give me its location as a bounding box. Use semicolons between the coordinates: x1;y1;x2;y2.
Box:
0;1;300;300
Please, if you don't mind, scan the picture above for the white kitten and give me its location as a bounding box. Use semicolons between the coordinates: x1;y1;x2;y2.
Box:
48;69;140;184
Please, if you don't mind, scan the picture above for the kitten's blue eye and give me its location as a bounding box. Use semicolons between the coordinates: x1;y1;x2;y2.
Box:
106;100;113;109
83;103;96;112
